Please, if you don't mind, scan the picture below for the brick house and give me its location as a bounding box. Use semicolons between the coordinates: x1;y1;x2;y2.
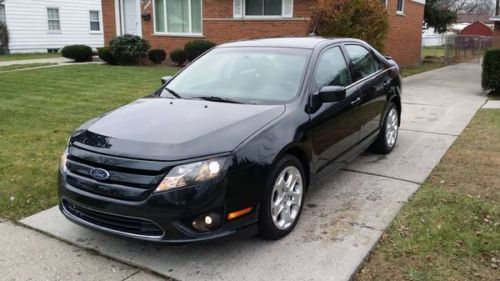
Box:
102;0;425;66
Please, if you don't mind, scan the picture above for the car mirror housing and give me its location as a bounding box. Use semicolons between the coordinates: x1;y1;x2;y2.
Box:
318;86;346;103
161;76;173;85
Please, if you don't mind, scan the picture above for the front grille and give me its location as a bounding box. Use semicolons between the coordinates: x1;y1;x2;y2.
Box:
62;199;164;237
64;146;170;201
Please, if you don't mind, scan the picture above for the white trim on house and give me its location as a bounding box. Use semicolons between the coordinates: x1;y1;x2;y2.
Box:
114;0;121;35
412;0;426;5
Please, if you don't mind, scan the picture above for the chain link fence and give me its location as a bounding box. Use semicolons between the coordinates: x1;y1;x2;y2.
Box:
442;35;500;64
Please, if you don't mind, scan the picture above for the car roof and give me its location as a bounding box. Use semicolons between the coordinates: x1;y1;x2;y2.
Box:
218;37;362;49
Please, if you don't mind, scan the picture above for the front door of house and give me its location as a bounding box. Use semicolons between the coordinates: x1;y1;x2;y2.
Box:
120;0;141;36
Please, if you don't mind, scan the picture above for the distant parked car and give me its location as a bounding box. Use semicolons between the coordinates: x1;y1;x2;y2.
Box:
58;37;402;243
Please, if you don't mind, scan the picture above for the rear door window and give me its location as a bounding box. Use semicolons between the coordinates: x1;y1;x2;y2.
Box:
344;45;381;82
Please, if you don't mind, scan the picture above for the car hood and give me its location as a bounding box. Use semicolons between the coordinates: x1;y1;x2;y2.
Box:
71;97;285;161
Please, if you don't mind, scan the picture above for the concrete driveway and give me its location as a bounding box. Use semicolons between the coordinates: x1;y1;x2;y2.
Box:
20;63;486;281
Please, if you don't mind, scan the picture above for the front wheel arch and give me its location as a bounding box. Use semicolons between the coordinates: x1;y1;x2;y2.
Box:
273;146;311;191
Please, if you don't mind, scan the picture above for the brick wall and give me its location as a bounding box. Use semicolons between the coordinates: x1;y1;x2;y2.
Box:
384;0;425;66
102;0;116;46
102;0;424;66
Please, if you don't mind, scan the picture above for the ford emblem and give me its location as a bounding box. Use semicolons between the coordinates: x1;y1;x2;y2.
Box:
90;168;110;180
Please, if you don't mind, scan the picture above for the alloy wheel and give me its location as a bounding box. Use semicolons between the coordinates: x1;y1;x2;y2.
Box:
385;107;399;148
270;166;303;230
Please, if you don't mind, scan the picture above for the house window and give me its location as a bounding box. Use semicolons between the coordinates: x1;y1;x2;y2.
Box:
397;0;404;13
245;0;282;16
47;8;61;31
0;4;6;23
380;0;388;7
89;10;101;31
154;0;202;35
234;0;293;18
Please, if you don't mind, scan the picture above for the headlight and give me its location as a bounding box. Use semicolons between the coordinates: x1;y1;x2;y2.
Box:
155;158;226;192
60;147;68;173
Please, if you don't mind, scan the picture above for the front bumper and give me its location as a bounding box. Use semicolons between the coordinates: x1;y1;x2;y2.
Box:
58;171;259;243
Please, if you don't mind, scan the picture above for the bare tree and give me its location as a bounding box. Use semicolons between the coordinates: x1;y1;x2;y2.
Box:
437;0;495;14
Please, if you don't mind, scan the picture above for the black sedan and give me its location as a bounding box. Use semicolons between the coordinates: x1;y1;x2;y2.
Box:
59;37;401;243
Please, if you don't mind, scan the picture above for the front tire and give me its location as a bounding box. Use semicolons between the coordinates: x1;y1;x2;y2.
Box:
259;155;306;240
371;102;400;154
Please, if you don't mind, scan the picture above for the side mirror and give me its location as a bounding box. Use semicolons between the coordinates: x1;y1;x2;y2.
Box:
317;85;346;103
161;76;173;85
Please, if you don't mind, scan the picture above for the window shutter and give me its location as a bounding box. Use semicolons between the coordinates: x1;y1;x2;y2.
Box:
233;0;243;18
283;0;293;18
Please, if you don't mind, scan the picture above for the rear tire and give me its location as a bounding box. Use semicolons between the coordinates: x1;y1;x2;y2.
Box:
370;102;399;154
259;155;306;240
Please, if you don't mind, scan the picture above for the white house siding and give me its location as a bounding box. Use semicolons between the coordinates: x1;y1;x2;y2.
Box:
3;0;104;53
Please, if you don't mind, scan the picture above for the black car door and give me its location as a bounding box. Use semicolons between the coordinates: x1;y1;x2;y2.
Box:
344;44;389;141
309;46;362;171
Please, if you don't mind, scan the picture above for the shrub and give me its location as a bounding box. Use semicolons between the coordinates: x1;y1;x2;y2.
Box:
184;40;216;61
109;34;150;65
170;49;187;66
98;47;116;65
482;48;500;95
61;45;93;62
148;49;167;64
0;23;9;55
310;0;389;51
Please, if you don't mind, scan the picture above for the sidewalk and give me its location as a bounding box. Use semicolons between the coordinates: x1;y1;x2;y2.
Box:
0;57;73;67
0;220;166;281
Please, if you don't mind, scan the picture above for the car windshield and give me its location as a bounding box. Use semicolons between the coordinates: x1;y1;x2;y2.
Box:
163;47;312;104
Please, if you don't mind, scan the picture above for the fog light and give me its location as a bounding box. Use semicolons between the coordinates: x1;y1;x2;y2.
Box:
192;212;221;232
204;216;213;225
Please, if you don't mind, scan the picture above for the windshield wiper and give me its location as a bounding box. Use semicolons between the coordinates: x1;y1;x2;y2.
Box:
194;96;243;104
164;87;182;99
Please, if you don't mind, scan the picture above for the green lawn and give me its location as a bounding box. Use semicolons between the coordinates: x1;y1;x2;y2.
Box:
0;63;57;72
0;64;178;220
422;46;445;58
0;52;61;61
397;46;448;78
357;109;500;281
400;62;446;78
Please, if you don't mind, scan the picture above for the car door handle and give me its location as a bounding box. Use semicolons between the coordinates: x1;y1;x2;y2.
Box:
350;97;361;105
383;80;391;89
